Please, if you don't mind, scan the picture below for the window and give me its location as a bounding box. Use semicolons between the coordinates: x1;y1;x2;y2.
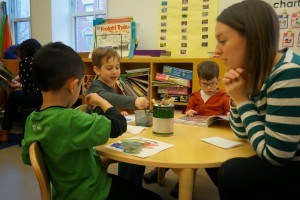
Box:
6;0;31;44
72;0;107;52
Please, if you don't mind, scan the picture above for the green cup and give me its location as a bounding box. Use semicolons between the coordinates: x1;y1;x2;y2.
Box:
152;105;174;136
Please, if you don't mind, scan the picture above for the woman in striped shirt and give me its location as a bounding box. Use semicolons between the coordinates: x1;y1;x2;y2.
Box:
208;0;300;199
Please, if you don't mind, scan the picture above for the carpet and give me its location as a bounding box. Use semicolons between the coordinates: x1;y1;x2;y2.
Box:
0;133;23;149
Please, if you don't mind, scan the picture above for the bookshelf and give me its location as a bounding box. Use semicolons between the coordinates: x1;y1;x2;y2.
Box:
81;57;226;110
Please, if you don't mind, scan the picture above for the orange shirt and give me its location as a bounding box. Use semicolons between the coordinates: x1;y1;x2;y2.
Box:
184;89;230;115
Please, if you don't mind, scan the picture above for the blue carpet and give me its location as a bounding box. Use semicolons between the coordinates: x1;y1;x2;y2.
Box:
0;133;23;149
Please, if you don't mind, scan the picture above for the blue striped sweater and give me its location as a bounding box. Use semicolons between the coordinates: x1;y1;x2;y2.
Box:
230;48;300;166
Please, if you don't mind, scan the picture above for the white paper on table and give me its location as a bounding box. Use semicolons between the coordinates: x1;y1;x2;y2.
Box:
105;137;174;158
125;115;135;123
126;124;147;134
201;136;243;149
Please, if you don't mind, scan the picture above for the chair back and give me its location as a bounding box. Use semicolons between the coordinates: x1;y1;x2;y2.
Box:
29;142;51;200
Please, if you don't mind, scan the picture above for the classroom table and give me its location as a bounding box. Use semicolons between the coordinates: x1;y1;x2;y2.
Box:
95;114;255;200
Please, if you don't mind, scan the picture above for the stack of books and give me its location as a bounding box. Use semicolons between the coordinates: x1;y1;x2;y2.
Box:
153;65;192;103
116;68;149;98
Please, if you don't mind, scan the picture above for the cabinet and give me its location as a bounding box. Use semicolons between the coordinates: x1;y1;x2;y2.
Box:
82;57;226;109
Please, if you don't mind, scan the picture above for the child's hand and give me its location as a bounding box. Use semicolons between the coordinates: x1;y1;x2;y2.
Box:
135;97;149;109
120;111;129;116
85;93;112;111
185;109;197;116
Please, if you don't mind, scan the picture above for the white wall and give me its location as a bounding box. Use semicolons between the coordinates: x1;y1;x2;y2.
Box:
107;0;159;50
29;0;241;49
31;0;71;46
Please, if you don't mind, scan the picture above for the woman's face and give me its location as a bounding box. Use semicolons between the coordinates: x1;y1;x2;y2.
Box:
215;22;247;72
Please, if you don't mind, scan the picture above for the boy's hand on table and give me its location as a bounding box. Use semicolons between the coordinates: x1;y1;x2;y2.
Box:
185;109;197;116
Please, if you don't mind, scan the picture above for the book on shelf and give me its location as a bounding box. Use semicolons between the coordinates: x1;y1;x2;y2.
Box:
152;81;178;87
0;61;14;81
125;67;150;74
92;18;136;58
82;75;96;95
155;73;191;87
103;16;133;24
157;86;190;95
175;115;229;127
162;65;193;80
128;76;149;85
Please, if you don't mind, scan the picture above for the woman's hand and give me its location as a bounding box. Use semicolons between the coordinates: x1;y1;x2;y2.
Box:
223;68;249;105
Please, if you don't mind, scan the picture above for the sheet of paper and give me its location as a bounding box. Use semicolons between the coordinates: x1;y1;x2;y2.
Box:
126;124;147;134
105;137;174;158
125;115;135;123
201;137;243;149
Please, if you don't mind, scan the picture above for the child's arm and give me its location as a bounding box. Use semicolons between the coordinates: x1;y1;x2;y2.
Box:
85;93;127;138
85;93;112;112
135;97;149;109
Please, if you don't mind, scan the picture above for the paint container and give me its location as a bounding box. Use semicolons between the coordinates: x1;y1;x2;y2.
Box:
134;110;153;127
152;104;174;136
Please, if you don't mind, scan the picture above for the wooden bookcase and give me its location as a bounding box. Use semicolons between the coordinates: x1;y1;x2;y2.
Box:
82;57;226;109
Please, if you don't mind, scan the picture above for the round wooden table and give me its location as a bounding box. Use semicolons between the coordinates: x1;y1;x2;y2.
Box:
95;114;255;200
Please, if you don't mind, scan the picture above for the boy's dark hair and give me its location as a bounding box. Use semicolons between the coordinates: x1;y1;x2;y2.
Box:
92;47;120;68
19;38;42;59
32;42;85;92
197;61;219;80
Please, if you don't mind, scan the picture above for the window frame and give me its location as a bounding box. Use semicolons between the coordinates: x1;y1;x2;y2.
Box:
71;0;107;52
7;0;31;44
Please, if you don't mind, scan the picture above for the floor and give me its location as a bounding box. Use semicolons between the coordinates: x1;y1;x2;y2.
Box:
0;118;220;200
0;144;220;200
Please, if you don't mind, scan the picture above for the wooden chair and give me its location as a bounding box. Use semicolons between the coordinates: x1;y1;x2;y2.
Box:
29;142;51;200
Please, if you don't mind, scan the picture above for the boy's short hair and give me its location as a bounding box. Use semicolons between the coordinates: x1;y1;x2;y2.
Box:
197;61;219;80
92;47;120;68
33;42;85;92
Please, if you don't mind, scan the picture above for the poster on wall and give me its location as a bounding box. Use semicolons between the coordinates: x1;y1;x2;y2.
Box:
158;0;218;58
219;0;300;55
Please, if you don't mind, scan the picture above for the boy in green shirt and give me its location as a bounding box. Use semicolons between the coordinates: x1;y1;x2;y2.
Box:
21;42;161;200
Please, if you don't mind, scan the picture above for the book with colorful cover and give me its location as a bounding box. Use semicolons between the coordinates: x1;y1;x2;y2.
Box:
82;75;96;95
155;73;191;87
175;115;229;127
0;61;14;81
105;137;174;158
94;21;136;58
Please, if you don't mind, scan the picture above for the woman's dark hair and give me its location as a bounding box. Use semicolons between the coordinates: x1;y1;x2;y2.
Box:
217;0;279;96
33;42;85;92
19;38;42;59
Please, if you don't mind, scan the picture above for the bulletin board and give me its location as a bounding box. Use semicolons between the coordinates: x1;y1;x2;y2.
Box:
158;0;218;58
218;0;300;55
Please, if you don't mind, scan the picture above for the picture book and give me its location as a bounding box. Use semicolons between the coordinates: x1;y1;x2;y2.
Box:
175;115;229;127
0;61;14;81
105;137;174;158
155;73;191;87
95;21;135;58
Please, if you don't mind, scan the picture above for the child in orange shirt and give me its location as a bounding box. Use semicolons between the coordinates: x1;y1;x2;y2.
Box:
143;61;230;198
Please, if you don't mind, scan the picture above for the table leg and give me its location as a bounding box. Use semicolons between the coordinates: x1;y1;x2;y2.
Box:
171;168;197;200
